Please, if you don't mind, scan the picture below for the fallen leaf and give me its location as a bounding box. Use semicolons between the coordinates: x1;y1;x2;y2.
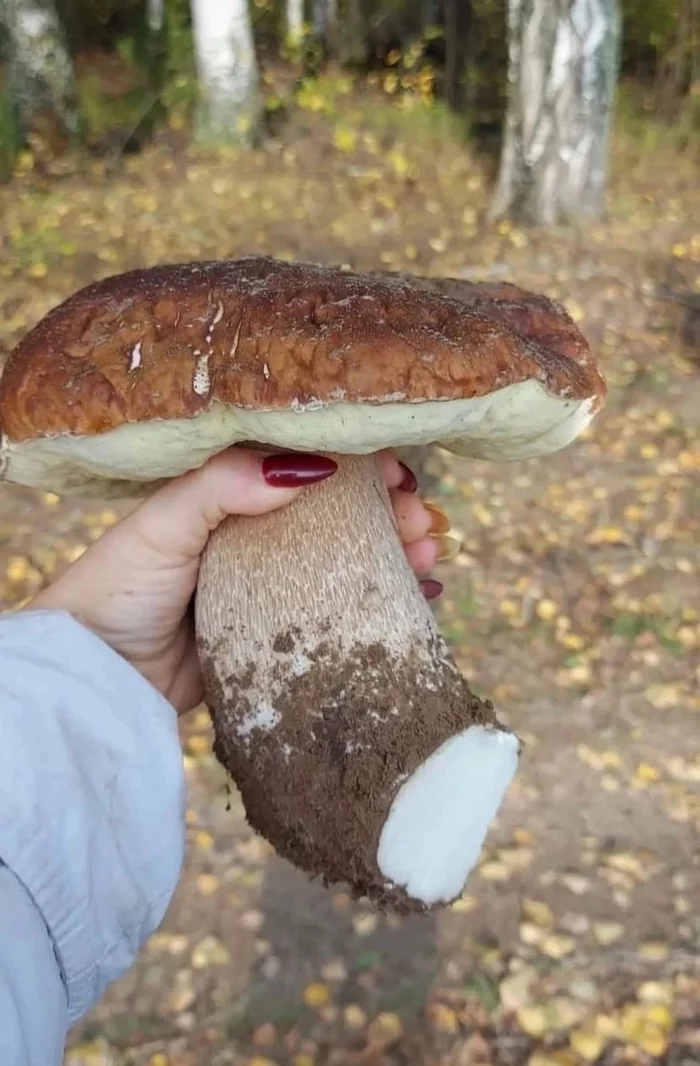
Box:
522;898;554;927
428;1001;460;1034
303;983;331;1007
637;981;674;1005
592;921;624;945
569;1027;606;1061
540;933;576;959
344;1004;368;1029
499;966;538;1011
191;936;230;968
353;912;379;936
367;1012;403;1049
196;873;220;896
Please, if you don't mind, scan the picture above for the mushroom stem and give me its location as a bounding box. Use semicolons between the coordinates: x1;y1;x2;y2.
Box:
195;453;519;910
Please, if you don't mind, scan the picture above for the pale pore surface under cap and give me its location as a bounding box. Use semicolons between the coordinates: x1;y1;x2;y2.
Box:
2;380;596;495
377;725;520;905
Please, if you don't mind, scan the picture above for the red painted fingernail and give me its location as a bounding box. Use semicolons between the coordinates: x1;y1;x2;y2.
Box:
420;578;444;600
398;461;418;493
262;453;338;488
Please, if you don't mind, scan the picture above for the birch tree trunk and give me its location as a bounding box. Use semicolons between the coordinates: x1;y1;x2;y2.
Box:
0;0;80;140
286;0;304;42
191;0;261;145
146;0;164;33
490;0;621;225
312;0;336;49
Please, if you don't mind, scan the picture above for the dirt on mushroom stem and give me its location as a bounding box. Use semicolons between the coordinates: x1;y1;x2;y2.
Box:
194;452;518;911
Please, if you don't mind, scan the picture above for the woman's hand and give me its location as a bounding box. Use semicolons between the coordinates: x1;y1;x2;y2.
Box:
27;448;446;715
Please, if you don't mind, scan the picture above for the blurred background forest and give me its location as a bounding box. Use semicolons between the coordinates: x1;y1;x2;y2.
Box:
0;2;699;1066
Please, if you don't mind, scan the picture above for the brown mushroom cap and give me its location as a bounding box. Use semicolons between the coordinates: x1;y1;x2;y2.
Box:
0;257;605;496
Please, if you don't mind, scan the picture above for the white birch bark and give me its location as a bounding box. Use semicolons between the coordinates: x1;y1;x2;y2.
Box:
287;0;304;41
146;0;164;33
491;0;621;225
191;0;261;145
0;0;80;138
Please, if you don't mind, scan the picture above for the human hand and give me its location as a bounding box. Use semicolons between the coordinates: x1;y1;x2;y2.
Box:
27;448;449;715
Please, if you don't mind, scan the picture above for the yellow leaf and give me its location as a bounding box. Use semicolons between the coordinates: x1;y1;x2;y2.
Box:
569;1027;606;1061
7;556;31;583
451;894;478;914
293;1056;316;1066
592;922;624;946
604;852;643;878
639;941;669;960
499;966;538;1011
540;933;575;959
148;1056;169;1066
304;982;331;1007
634;762;661;784
528;1054;577;1066
368;1011;403;1048
333;126;357;152
344;1004;368;1029
429;1002;460;1033
522;899;554;927
517;1005;551;1038
586;526;630;546
196;873;220;896
619;1003;671;1055
519;922;545;946
194;830;214;850
561;873;591;895
637;981;674;1005
536;599;558;621
191;936;230;968
479;861;511;882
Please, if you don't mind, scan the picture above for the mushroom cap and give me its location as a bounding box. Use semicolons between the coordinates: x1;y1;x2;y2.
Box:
0;257;606;495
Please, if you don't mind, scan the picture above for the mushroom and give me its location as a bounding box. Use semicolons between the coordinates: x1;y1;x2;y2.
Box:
0;257;606;910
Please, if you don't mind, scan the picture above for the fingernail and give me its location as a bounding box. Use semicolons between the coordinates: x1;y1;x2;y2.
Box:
424;501;451;535
398;461;418;493
435;534;462;563
262;453;338;488
420;578;444;600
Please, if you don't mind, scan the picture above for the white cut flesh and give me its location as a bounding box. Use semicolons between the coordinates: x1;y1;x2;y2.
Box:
377;725;520;905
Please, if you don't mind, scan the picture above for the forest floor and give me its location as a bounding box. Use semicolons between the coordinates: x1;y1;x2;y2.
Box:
0;79;699;1066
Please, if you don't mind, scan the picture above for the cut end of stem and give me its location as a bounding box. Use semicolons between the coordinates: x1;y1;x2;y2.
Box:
376;725;520;906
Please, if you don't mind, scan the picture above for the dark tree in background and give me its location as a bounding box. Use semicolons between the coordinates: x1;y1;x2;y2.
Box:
0;0;80;140
491;0;622;224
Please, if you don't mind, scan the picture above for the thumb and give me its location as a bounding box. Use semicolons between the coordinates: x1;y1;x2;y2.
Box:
127;447;337;564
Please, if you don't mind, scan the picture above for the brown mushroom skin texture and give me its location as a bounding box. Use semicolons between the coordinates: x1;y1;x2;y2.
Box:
195;453;512;912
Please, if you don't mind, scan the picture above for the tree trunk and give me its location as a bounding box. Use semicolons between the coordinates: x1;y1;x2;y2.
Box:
286;0;304;41
312;0;336;49
344;0;367;66
146;0;164;33
444;0;459;108
0;0;80;140
490;0;621;225
191;0;261;145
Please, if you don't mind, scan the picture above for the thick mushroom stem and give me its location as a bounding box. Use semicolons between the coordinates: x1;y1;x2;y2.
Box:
195;453;519;910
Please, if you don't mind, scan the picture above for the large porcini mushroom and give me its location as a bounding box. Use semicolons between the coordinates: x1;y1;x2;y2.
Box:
0;257;606;910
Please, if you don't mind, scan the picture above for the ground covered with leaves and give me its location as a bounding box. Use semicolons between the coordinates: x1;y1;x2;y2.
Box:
0;79;698;1066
